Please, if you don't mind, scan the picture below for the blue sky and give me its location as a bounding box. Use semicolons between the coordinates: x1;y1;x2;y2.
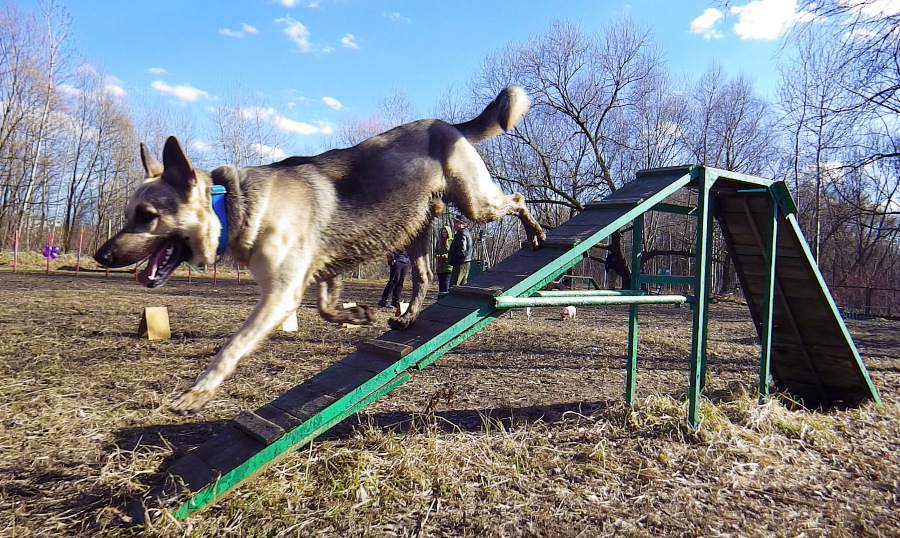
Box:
21;0;819;158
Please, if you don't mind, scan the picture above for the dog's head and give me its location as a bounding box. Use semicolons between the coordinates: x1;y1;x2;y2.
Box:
94;136;221;288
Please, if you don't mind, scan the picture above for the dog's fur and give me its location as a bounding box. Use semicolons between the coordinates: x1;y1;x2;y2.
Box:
94;86;545;413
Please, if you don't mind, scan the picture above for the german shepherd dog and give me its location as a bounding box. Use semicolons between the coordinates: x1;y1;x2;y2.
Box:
95;86;544;413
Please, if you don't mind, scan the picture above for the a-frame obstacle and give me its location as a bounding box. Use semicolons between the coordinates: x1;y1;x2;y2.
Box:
141;165;880;520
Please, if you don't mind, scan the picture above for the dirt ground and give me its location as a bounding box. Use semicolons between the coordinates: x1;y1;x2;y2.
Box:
0;268;898;537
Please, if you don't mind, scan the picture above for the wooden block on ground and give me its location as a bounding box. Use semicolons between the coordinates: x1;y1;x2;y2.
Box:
232;410;286;446
281;310;298;332
339;302;362;328
138;307;170;340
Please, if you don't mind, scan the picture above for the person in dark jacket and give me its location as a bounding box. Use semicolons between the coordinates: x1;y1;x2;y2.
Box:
448;217;474;287
378;248;410;307
434;225;453;296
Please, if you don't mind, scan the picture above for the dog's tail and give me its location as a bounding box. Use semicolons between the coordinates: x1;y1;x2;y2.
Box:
454;86;530;144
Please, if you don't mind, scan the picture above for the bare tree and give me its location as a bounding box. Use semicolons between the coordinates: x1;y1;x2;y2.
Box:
796;0;900;121
132;95;197;165
58;62;136;250
0;0;73;247
336;87;417;147
471;18;677;284
209;83;290;167
777;34;858;260
15;0;72;238
683;64;778;175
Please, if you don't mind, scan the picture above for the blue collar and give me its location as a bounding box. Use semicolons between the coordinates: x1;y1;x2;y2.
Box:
211;185;228;255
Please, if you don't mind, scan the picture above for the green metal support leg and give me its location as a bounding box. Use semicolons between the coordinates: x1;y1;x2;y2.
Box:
626;214;644;407
697;192;715;392
688;173;714;428
758;190;779;402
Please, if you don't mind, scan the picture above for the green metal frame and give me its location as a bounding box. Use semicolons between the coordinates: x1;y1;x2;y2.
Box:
758;190;778;402
164;164;880;519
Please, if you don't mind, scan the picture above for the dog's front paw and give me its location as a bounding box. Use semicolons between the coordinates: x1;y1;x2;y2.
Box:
170;388;215;414
387;315;414;331
345;304;375;325
529;226;546;250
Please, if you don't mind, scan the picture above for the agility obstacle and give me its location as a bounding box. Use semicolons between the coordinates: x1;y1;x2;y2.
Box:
139;165;880;520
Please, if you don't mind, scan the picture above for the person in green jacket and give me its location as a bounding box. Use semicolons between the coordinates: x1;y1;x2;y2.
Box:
449;217;474;287
434;225;453;297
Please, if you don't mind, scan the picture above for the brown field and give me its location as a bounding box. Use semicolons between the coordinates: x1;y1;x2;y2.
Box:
1;258;898;537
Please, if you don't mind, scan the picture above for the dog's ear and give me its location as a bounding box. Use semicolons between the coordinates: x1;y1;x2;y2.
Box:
140;142;164;178
161;136;197;192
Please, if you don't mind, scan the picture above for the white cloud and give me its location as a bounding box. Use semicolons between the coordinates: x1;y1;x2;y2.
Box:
104;83;126;98
250;143;286;161
241;106;333;135
151;80;209;102
840;0;900;17
321;96;344;110
58;84;81;97
320;46;335;53
220;23;258;38
729;0;812;41
690;8;725;39
341;33;359;49
190;139;214;153
308;1;321;7
275;116;329;135
278;0;301;7
148;67;167;75
277;17;311;51
386;12;411;23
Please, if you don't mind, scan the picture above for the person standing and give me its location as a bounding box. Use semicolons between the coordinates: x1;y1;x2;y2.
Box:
434;225;453;297
378;248;410;308
448;217;474;287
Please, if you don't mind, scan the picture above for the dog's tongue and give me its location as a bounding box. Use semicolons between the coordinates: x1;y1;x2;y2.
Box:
136;246;169;286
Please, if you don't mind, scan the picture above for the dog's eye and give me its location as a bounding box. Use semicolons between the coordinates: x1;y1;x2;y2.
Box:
135;209;158;225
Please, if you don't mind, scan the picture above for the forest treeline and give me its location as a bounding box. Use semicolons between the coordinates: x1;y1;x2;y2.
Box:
1;2;897;311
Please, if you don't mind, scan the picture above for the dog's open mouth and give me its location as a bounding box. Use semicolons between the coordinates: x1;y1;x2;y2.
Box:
137;238;191;288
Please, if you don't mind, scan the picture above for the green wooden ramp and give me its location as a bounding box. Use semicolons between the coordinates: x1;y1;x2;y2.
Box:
140;165;878;520
708;172;878;406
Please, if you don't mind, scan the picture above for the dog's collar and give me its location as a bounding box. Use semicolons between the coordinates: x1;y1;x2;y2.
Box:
211;185;228;255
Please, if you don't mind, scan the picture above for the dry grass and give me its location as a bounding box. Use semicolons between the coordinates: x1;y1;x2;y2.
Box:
0;260;898;537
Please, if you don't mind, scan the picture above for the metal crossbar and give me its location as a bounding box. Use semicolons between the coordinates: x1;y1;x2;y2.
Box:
495;294;688;308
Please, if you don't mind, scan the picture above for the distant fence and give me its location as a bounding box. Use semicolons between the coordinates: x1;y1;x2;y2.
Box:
832;285;900;319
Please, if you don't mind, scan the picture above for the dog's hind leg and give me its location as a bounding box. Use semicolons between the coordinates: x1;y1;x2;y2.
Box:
473;191;545;250
388;230;433;331
316;278;374;325
170;281;304;413
447;143;545;249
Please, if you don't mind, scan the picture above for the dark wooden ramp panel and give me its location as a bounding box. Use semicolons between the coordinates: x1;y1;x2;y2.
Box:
137;167;700;520
713;180;880;406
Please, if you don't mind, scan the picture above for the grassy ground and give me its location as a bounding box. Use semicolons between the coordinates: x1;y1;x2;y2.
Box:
0;260;898;537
